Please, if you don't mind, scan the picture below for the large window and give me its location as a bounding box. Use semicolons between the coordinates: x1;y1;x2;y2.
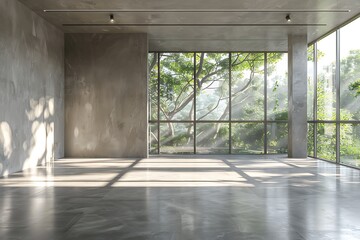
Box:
308;17;360;168
317;33;337;121
149;52;288;154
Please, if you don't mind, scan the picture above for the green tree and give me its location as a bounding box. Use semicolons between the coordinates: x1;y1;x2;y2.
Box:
349;80;360;96
315;48;360;163
149;52;286;153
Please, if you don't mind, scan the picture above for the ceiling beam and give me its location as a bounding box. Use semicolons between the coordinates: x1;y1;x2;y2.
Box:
44;9;351;13
63;23;327;27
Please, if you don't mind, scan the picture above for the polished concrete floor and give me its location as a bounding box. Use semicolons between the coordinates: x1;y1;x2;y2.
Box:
1;155;360;240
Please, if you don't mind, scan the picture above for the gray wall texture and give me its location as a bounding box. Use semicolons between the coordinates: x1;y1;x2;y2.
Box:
0;0;64;176
65;34;148;158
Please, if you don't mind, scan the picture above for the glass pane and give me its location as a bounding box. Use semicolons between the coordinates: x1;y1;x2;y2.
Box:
317;33;336;120
316;123;336;161
160;123;194;154
340;18;360;121
232;123;264;154
159;53;194;120
196;123;229;154
196;53;229;120
149;123;158;154
340;124;360;167
148;53;158;120
267;53;288;120
308;45;315;120
267;122;288;154
307;123;315;157
231;53;265;120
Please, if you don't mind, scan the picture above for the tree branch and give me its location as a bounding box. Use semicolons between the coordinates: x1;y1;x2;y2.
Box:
149;53;157;72
173;81;192;109
168;92;194;119
197;95;227;120
196;53;205;82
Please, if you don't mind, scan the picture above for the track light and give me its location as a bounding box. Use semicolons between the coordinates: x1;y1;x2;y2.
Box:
285;14;291;22
109;14;115;23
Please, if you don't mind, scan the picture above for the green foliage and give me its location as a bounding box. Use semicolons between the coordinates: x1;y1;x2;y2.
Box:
267;123;288;154
163;133;188;146
339;124;360;167
231;53;266;120
160;53;193;100
307;124;314;156
349;80;360;97
267;53;288;120
149;52;287;153
149;53;158;120
232;123;264;154
316;123;336;161
314;48;360;164
340;49;360;120
307;45;314;61
316;73;336;121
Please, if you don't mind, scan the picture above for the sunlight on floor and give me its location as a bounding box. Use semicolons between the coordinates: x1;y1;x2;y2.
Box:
0;156;359;188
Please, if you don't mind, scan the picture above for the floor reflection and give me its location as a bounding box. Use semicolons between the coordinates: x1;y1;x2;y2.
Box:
0;155;360;239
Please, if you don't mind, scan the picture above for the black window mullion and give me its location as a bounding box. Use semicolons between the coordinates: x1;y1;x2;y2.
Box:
194;52;197;154
157;53;161;154
229;53;232;154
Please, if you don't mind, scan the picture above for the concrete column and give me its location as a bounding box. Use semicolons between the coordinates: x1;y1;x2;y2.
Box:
288;34;308;158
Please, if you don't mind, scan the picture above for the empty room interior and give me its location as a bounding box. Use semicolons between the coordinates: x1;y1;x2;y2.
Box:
1;0;360;239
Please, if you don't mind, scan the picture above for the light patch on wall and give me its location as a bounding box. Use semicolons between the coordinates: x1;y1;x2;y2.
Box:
74;127;79;138
44;98;54;119
0;122;13;159
85;103;92;112
26;97;45;121
23;121;46;170
86;142;96;151
46;122;54;161
2;169;9;177
48;98;54;116
23;142;28;151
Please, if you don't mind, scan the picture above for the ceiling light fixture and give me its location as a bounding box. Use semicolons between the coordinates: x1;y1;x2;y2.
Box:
285;14;291;22
109;14;115;23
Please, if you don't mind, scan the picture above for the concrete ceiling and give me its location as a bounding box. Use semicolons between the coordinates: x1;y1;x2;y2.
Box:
18;0;360;51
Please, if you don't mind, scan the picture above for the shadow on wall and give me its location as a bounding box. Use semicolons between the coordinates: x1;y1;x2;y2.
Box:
0;97;55;176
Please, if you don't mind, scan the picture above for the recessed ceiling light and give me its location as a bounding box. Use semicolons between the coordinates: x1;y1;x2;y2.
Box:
286;14;291;22
109;14;115;23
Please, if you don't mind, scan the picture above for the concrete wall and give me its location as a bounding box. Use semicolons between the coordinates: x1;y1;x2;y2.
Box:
0;0;64;176
65;34;148;158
